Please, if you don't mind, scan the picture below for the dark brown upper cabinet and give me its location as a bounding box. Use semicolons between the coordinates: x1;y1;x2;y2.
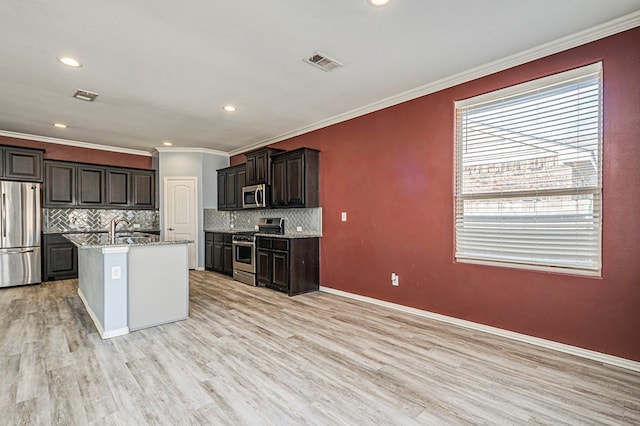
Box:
106;169;130;207
77;166;105;207
131;170;155;208
44;160;155;209
1;146;44;182
244;147;284;186
270;148;319;208
44;161;76;206
217;163;246;211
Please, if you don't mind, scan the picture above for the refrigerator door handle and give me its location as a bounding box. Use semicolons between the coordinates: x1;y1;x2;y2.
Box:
0;248;35;255
1;192;5;238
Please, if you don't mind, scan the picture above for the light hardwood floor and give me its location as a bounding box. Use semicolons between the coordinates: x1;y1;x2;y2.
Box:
1;271;639;425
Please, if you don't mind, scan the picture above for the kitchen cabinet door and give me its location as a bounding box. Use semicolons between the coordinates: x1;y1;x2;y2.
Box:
270;157;286;207
44;162;76;207
236;166;246;209
43;234;78;281
245;155;256;186
270;251;289;292
256;249;271;286
285;153;305;207
270;148;319;208
77;166;105;207
222;243;233;276
245;147;284;186
213;241;224;272
106;169;130;207
131;170;155;208
217;164;246;211
204;233;214;271
225;168;238;209
4;147;43;182
217;170;226;210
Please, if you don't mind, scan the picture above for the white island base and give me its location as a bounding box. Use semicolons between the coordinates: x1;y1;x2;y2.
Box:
77;243;189;339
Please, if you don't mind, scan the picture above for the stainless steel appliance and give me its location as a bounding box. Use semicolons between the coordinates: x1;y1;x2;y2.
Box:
232;232;256;285
232;218;284;286
0;181;41;287
242;184;269;209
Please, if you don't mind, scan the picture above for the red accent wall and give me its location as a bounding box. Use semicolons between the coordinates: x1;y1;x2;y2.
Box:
233;28;640;361
0;136;152;169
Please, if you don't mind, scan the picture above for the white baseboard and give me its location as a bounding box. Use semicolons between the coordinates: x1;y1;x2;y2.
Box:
319;286;640;373
77;288;129;339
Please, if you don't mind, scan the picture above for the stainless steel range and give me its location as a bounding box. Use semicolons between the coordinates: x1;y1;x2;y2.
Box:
232;218;283;286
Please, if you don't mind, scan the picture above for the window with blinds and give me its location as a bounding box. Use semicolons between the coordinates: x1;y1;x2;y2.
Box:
454;63;602;275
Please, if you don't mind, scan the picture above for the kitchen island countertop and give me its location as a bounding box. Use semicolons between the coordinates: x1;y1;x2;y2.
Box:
64;232;193;249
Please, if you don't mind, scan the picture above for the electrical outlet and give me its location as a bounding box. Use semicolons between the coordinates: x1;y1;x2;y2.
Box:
391;273;399;286
296;226;303;232
341;212;347;222
112;266;122;280
133;223;141;229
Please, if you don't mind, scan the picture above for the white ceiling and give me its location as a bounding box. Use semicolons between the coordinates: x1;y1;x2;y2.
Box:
1;0;639;155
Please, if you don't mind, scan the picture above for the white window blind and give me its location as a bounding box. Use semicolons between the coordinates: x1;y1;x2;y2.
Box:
454;63;602;274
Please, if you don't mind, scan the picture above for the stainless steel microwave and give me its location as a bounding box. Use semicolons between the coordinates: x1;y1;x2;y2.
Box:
242;184;269;209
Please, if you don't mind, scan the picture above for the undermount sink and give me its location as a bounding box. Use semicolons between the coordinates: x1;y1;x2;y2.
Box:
111;232;158;244
115;232;154;238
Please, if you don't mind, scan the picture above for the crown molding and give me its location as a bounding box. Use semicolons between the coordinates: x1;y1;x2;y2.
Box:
0;130;152;157
153;146;229;156
229;11;640;156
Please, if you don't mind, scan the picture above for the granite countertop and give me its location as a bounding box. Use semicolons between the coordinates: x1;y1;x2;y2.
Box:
64;232;192;249
45;229;160;235
203;228;321;239
256;232;321;239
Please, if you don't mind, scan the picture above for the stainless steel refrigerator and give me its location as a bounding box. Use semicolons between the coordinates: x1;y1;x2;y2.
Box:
0;181;41;287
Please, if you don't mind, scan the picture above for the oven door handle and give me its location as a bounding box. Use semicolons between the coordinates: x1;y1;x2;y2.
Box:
232;241;255;247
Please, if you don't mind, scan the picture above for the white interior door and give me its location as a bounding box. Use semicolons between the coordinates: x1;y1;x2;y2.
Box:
164;177;198;269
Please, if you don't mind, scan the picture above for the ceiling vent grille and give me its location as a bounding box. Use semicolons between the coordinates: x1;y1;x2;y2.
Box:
303;51;343;72
72;89;99;102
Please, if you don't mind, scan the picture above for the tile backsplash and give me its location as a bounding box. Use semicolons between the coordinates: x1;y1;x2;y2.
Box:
205;208;322;235
44;208;159;233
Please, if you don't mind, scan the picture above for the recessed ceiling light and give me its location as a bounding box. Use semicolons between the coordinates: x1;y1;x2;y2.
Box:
53;123;68;128
223;105;237;112
58;57;82;68
368;0;390;6
163;141;173;146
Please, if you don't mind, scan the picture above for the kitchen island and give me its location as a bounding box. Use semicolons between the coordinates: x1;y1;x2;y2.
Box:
65;233;192;339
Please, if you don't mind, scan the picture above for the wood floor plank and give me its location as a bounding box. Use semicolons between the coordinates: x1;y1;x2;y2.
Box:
1;272;639;425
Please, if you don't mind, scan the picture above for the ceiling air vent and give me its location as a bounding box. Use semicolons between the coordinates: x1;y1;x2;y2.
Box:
72;89;99;102
303;51;343;72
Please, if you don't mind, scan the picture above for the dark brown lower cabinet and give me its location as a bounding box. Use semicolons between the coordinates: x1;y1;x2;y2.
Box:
205;232;233;276
256;237;319;296
43;234;78;281
205;233;214;270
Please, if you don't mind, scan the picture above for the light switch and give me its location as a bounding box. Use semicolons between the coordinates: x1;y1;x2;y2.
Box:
341;212;347;222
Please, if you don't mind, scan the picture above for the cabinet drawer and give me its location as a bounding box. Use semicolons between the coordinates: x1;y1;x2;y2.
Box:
272;239;289;251
223;234;233;244
213;233;224;243
257;238;272;249
44;233;72;244
205;232;214;242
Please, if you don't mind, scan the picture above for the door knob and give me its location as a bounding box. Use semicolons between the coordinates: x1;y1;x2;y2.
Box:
168;227;175;231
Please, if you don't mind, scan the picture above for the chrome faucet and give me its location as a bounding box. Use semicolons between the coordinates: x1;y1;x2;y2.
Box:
108;217;132;243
